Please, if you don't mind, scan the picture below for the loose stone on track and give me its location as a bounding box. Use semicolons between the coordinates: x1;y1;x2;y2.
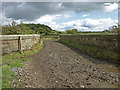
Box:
16;40;119;88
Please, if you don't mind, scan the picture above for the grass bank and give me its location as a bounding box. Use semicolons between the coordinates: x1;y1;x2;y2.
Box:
59;40;119;64
2;39;43;88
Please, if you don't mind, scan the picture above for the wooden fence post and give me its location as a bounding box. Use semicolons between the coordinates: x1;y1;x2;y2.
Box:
18;36;23;53
39;35;41;43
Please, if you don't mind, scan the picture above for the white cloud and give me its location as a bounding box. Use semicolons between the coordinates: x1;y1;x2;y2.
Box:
104;3;118;12
55;18;118;31
63;15;71;18
34;14;71;24
42;17;118;32
35;17;117;31
81;14;89;17
49;22;63;30
2;13;13;25
35;15;56;23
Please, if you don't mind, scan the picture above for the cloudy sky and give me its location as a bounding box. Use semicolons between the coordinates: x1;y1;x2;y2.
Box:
2;2;118;31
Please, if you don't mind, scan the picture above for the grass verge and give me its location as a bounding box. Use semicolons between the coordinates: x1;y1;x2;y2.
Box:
59;40;119;64
2;39;43;88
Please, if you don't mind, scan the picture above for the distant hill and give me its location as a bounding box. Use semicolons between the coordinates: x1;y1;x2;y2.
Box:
2;21;60;35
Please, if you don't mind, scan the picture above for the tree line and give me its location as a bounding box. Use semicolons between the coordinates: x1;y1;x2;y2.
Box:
2;21;61;35
1;21;119;35
65;24;119;34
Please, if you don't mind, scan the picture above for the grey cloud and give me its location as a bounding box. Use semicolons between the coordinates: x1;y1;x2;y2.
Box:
2;2;114;21
2;2;65;20
62;2;104;12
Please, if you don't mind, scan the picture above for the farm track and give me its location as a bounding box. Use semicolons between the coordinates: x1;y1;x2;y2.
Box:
16;40;119;88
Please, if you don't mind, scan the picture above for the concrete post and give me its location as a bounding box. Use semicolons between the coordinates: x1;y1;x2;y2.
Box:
18;36;23;53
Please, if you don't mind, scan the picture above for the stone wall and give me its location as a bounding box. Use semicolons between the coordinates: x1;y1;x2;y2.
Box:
0;35;40;54
60;34;119;63
60;34;118;52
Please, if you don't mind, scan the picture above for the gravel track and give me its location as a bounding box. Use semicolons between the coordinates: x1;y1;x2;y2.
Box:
14;40;119;88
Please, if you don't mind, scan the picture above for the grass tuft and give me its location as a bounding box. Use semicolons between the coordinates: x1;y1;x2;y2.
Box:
2;39;43;88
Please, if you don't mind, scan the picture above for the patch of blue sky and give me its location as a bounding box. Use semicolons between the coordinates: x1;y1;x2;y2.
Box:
54;9;118;24
54;11;90;23
88;11;118;20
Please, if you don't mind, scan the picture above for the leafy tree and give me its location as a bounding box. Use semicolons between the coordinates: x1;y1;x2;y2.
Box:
103;24;119;33
2;24;19;35
71;29;78;34
66;29;78;34
2;21;55;35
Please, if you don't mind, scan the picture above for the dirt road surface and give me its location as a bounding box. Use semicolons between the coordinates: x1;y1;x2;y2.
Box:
15;40;119;88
